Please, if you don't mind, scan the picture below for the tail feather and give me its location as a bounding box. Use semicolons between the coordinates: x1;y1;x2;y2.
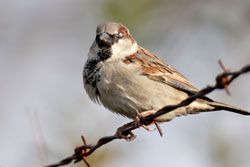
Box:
208;101;250;115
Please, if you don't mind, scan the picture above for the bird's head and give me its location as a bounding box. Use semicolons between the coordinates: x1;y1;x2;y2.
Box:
93;22;138;61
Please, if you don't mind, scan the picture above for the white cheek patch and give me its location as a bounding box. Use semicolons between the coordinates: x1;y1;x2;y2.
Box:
109;39;138;62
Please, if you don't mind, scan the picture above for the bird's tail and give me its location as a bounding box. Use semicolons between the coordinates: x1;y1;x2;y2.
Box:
208;101;250;115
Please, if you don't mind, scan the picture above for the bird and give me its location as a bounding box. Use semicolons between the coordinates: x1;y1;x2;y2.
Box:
83;21;249;124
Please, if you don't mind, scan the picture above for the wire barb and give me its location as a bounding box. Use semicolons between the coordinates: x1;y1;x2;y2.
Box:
218;59;231;95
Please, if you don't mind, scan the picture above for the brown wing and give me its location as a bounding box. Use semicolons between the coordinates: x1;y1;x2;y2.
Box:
123;46;199;94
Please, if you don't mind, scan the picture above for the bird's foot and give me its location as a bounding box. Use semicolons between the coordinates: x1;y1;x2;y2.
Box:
135;110;163;137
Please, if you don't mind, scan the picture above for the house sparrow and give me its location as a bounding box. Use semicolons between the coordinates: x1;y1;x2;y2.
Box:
83;21;249;123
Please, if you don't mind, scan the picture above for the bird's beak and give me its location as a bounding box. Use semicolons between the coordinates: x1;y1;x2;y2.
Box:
97;32;113;47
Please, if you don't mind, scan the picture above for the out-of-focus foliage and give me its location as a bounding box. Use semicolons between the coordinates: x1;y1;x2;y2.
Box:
102;0;162;29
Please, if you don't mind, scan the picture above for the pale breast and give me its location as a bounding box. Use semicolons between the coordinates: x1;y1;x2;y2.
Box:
95;60;190;119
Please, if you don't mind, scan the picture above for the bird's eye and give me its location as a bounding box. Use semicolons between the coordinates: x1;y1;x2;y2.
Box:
113;33;123;39
111;33;121;42
118;32;123;38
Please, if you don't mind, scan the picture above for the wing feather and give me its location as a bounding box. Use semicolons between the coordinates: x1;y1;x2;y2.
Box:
123;46;199;94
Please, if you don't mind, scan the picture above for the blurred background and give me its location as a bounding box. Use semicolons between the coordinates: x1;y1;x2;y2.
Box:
1;0;250;167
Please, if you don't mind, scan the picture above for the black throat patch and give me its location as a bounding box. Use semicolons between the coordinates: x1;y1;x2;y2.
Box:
83;46;112;98
98;48;112;61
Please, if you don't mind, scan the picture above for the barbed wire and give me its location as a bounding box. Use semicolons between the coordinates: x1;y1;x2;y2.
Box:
46;62;250;167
